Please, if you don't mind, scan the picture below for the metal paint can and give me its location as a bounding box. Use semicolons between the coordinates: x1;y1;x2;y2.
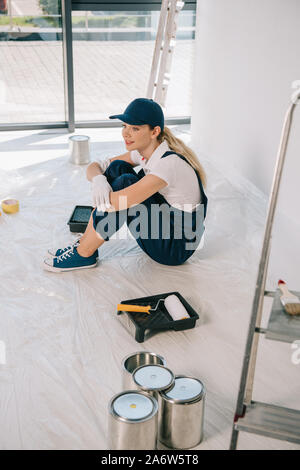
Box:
69;135;90;165
133;364;175;402
121;351;166;390
159;375;205;449
108;390;158;450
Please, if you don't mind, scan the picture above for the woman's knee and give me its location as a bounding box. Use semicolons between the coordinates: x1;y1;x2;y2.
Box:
105;159;135;179
110;173;138;191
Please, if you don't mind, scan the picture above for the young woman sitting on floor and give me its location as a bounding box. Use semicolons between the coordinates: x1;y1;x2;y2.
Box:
43;98;208;272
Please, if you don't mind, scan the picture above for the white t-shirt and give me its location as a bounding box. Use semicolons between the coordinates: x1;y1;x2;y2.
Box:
130;140;201;212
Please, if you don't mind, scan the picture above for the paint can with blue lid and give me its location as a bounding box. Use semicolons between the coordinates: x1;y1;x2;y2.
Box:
108;390;158;450
121;351;166;390
132;364;175;402
159;375;205;449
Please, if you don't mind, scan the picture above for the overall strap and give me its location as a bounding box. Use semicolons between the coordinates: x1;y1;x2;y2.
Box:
160;150;208;218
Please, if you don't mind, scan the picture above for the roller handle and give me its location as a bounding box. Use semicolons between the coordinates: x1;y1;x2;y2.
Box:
117;303;151;313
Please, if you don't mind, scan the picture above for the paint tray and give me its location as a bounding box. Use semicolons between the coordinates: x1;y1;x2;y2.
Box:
67;205;94;233
117;291;199;343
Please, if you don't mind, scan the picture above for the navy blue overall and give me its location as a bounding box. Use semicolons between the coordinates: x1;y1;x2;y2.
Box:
92;151;208;266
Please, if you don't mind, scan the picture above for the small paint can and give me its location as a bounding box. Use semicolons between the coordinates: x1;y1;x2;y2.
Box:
108;390;158;450
121;351;166;390
159;375;205;449
69;135;90;165
133;364;175;402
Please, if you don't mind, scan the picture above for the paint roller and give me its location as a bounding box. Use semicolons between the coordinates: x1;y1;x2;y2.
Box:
117;294;190;321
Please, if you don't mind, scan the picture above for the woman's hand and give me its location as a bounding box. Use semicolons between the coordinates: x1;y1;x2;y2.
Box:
92;174;113;211
97;158;111;174
86;158;111;182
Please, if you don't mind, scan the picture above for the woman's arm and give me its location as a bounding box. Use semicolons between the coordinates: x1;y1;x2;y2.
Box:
105;174;167;212
110;151;136;166
86;151;136;182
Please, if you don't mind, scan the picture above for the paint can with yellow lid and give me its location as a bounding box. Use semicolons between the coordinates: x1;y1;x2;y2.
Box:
108;390;158;450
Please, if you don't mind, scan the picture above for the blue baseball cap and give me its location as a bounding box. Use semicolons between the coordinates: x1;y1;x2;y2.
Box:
109;98;164;133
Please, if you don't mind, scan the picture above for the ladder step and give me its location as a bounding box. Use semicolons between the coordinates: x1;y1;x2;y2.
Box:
264;290;276;297
265;289;300;343
235;401;300;444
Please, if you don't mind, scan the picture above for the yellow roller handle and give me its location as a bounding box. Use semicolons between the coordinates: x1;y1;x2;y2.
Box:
117;304;151;314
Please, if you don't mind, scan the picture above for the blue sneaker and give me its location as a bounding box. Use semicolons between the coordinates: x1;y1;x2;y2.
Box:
47;238;99;260
47;237;81;258
43;246;98;273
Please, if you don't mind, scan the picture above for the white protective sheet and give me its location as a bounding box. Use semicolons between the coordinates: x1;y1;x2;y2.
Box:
0;128;299;450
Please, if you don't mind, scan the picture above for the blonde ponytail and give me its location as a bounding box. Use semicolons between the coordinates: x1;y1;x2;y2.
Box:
156;126;207;188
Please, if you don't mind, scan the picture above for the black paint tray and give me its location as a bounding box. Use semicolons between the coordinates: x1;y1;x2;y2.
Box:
117;291;199;343
67;205;94;233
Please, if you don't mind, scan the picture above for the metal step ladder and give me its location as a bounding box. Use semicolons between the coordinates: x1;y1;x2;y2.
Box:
146;0;185;107
230;84;300;449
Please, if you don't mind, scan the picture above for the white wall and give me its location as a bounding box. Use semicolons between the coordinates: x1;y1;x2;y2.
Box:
191;0;300;286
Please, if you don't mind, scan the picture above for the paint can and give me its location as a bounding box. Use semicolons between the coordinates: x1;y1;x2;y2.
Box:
133;364;175;402
159;375;205;449
121;351;166;390
69;135;90;165
108;390;158;450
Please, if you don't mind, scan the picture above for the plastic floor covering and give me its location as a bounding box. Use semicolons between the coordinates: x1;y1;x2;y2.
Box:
0;127;299;450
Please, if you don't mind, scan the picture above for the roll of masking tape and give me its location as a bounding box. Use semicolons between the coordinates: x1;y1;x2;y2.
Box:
1;199;19;214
